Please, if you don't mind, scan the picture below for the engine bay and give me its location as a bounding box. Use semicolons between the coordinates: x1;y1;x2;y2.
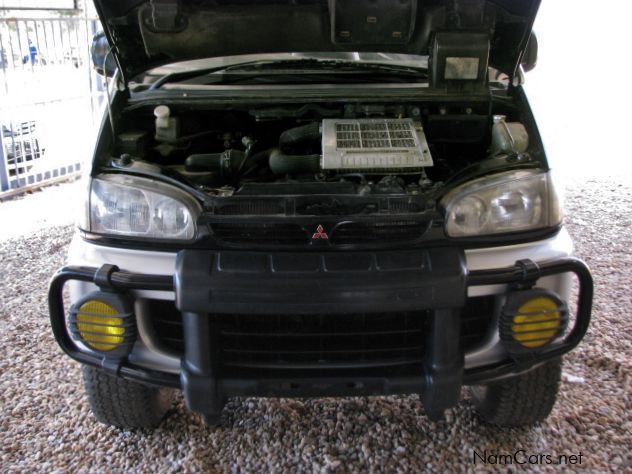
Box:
107;100;535;202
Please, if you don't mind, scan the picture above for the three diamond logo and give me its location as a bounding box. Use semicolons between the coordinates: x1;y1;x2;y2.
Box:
311;224;329;240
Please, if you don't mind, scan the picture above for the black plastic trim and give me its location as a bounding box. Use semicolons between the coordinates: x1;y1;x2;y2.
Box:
78;224;562;253
49;257;592;398
174;248;467;315
126;87;494;107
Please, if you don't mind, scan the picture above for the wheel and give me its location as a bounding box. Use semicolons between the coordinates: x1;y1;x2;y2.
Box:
470;358;562;427
82;366;175;429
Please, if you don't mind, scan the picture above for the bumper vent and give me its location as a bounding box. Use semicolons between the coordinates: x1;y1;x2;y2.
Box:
217;311;427;373
147;296;495;374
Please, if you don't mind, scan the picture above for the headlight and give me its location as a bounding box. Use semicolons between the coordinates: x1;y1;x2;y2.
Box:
87;175;199;240
442;170;561;237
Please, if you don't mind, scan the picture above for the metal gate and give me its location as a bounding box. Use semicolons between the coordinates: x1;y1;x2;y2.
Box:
0;15;105;197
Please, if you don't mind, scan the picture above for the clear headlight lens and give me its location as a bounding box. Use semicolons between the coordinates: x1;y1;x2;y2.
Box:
442;170;561;237
87;175;199;240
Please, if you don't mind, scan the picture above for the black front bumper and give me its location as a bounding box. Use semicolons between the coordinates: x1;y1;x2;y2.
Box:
48;249;593;419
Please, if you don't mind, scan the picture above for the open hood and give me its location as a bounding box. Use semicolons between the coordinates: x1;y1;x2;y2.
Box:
94;0;540;84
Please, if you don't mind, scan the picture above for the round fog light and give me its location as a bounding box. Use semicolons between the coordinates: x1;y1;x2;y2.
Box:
500;290;568;353
76;300;125;351
69;291;136;358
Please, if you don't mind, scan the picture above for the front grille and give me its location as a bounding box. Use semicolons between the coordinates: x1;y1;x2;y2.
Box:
388;201;423;213
460;295;496;349
209;218;430;246
204;194;433;247
210;223;309;245
146;296;495;375
212;197;422;216
218;312;427;373
330;220;429;244
215;201;285;216
146;299;184;353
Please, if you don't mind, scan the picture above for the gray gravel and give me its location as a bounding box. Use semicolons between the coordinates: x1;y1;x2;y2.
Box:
1;176;630;473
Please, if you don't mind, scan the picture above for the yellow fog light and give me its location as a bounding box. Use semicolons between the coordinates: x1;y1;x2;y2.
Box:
76;300;124;351
500;290;568;353
69;292;136;357
512;297;561;348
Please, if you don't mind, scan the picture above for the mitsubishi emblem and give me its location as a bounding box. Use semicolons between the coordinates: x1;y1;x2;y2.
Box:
312;224;329;240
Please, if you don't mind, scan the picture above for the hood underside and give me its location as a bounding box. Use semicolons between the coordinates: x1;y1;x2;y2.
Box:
94;0;540;83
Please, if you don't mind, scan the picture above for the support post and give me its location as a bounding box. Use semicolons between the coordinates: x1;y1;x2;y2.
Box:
180;312;224;423
0;128;9;192
422;309;464;420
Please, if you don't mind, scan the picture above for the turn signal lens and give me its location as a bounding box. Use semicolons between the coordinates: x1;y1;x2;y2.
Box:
76;300;125;351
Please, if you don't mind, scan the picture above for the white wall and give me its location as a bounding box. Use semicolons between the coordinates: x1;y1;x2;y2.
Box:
526;0;632;177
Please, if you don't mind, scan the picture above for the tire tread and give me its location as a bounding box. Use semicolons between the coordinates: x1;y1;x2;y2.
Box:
472;358;562;427
82;366;172;429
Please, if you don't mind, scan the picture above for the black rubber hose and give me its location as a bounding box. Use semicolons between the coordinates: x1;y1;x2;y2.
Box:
184;153;224;172
269;148;320;175
278;122;321;153
185;150;245;177
250;149;273;164
241;149;274;177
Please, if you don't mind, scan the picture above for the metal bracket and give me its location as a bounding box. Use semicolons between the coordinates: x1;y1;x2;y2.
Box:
94;264;120;291
149;0;184;32
512;259;541;290
100;357;122;375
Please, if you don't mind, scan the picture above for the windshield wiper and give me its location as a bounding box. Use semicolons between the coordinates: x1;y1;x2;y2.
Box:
228;59;426;75
149;59;272;90
201;72;424;85
149;58;427;90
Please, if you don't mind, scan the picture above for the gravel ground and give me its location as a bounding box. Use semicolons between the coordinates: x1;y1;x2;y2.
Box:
0;176;630;473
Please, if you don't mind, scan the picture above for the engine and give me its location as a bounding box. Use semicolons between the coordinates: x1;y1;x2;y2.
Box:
110;102;529;198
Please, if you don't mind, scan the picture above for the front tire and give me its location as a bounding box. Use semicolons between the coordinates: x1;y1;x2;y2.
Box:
82;366;175;429
470;358;562;427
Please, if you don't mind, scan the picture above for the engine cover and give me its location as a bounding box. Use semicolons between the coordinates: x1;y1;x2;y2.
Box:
321;118;433;172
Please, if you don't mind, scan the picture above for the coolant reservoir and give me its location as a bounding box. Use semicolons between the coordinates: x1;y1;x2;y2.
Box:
491;115;529;155
154;105;179;142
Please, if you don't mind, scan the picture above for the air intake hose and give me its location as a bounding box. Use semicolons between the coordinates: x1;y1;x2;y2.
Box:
278;122;321;153
269;148;320;175
185;149;245;177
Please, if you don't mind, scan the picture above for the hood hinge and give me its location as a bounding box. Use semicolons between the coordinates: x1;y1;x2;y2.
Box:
150;0;184;32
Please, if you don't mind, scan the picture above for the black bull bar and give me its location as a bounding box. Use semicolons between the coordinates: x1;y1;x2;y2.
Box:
48;249;592;420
